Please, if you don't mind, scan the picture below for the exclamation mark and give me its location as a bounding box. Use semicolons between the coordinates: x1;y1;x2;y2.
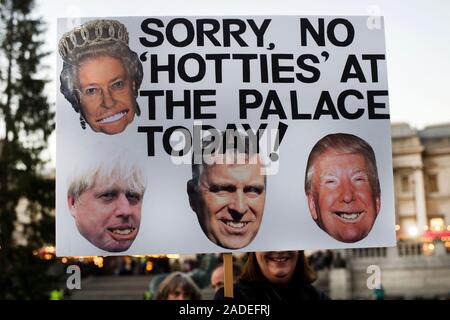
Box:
269;122;288;161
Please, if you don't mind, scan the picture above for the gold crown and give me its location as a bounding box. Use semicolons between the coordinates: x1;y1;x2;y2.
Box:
59;19;129;61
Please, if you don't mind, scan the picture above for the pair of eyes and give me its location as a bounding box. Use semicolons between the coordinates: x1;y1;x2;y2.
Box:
209;184;265;197
82;79;127;96
97;191;142;204
169;290;188;298
322;174;369;186
212;282;224;290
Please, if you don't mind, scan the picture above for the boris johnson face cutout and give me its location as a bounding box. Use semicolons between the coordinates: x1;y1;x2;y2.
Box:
68;179;143;252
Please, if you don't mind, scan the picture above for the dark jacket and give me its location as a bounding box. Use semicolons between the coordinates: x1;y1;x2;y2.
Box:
214;279;329;301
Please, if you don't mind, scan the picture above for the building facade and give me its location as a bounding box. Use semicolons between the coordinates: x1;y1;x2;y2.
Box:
318;123;450;299
392;123;450;239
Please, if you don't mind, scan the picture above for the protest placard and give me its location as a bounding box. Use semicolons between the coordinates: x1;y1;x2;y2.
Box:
56;16;395;256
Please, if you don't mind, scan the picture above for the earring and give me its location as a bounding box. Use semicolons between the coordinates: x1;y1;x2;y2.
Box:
80;115;86;130
134;84;141;117
136;103;141;116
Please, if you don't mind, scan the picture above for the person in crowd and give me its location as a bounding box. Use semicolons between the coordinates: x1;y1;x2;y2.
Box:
210;262;242;292
214;251;328;300
155;272;202;300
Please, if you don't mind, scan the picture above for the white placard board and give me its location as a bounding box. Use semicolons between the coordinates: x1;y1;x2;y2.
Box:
56;16;396;256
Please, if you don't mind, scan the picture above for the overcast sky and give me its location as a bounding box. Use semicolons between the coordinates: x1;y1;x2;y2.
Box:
36;0;450;166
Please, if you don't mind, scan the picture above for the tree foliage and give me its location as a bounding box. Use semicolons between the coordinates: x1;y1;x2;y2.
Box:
0;0;56;299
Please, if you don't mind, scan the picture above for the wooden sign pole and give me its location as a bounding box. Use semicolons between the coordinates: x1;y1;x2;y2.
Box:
223;252;234;298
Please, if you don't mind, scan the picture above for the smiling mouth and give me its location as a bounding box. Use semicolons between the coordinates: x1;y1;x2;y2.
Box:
97;109;129;124
219;219;252;236
107;226;136;237
333;211;363;221
268;256;289;262
223;220;248;229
